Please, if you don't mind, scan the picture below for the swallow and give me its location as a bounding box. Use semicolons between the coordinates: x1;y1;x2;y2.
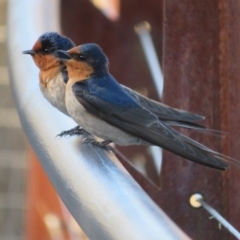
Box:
22;32;86;136
55;44;236;170
23;33;214;135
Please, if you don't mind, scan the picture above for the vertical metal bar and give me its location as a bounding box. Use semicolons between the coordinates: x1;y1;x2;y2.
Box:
223;0;240;233
162;0;240;239
134;21;164;97
135;21;163;174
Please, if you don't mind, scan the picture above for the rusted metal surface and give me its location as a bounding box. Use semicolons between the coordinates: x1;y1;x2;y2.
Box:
162;0;240;239
226;0;240;236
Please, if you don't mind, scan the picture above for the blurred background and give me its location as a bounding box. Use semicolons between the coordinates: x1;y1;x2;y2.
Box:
2;0;240;239
0;0;28;239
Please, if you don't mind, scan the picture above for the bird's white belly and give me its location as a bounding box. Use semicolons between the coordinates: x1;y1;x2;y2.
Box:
41;74;69;116
66;89;145;145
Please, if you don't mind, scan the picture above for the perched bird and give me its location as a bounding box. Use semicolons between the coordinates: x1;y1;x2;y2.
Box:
22;32;74;115
22;32;84;135
55;44;235;170
23;33;212;137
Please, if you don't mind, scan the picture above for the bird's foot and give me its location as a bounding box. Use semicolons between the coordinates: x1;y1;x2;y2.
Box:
57;126;89;137
82;138;114;152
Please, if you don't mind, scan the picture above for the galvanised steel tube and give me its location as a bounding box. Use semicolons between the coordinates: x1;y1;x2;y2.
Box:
7;0;190;239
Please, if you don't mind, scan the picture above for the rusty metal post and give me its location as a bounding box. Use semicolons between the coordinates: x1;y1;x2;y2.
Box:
162;0;240;239
225;0;240;234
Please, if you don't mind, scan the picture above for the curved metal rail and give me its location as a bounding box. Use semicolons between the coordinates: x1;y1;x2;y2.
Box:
7;0;190;239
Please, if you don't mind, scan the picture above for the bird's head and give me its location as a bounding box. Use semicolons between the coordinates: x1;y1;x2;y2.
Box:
22;32;75;71
56;44;109;82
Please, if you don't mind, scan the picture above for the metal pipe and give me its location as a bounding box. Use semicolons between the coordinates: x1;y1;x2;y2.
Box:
134;21;164;98
7;0;190;239
135;21;163;174
190;194;240;239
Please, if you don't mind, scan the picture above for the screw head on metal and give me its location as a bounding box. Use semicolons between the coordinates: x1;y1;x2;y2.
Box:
134;21;151;34
189;193;203;208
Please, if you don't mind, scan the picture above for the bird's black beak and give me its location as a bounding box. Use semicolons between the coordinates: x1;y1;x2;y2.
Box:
22;50;35;55
55;50;72;61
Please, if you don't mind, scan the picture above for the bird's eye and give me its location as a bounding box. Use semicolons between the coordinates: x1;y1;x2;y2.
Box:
44;48;49;53
79;54;86;61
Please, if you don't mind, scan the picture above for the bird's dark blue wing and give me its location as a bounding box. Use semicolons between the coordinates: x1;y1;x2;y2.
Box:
72;76;229;170
73;76;159;127
121;85;205;122
121;85;225;135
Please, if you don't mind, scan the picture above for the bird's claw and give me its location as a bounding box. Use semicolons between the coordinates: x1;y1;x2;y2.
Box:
57;126;88;137
82;138;114;152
